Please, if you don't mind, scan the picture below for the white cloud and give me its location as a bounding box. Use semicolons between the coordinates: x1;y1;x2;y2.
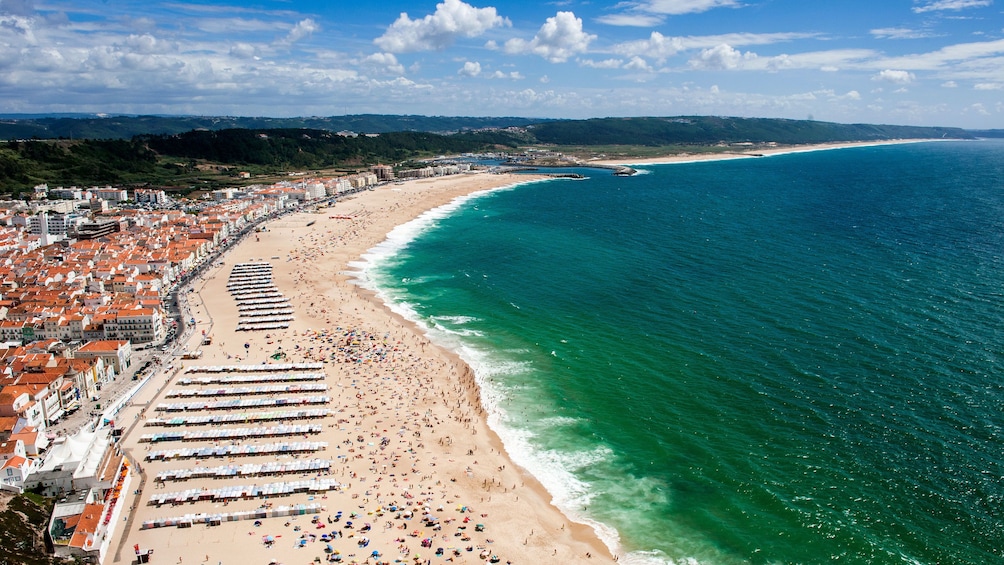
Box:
624;56;653;71
967;102;991;115
374;0;509;53
912;0;992;13
229;42;257;59
595;13;664;27
599;0;740;26
678;32;820;50
363;52;405;74
870;38;1004;74
284;18;319;44
609;32;817;65
458;63;520;79
688;43;757;70
974;82;1003;89
490;87;575;110
580;58;624;69
611;32;683;62
31;47;67;72
942;80;958;87
458;60;481;77
504;11;595;63
842;90;862;100
195;18;281;35
760;49;875;72
873;69;916;84
870;27;935;40
0;13;36;43
124;34;164;54
630;0;739;16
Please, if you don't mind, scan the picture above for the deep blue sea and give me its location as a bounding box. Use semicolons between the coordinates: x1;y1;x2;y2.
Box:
353;140;1004;564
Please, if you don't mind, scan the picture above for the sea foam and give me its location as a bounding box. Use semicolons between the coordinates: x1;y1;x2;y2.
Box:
346;175;659;561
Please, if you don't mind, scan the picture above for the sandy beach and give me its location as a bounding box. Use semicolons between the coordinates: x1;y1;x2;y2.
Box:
103;139;936;565
107;171;617;565
591;139;940;166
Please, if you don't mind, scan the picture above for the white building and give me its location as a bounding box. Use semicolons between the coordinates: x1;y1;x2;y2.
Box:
90;187;129;202
134;189;168;205
0;439;34;493
28;211;70;238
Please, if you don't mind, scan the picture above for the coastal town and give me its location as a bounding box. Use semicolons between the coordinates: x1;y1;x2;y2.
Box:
0;159;615;565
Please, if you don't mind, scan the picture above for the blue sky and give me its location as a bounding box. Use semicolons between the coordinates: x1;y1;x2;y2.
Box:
1;0;1003;127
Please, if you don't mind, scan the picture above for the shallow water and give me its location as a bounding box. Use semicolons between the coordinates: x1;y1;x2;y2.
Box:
355;140;1004;564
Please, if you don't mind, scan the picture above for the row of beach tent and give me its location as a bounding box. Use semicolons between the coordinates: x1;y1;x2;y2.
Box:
144;408;331;427
177;372;325;385
145;441;328;461
242;308;295;318
139;424;324;443
154;395;330;412
230;262;293;332
184;363;325;373
227;279;275;289
165;383;328;398
235;296;290;305
239;301;293;312
230;261;272;272
155;458;333;483
238;321;292;331
232;289;283;298
148;478;342;506
140;502;323;529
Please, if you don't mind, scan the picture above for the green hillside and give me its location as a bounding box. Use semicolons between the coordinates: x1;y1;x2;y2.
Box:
138;128;524;167
527;116;973;146
0;128;526;193
0;114;543;140
0;115;978;195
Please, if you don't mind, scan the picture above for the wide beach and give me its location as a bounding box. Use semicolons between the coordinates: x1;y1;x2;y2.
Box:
107;171;616;565
105;140;939;565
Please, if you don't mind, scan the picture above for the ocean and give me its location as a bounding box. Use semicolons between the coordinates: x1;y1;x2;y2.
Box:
352;140;1004;564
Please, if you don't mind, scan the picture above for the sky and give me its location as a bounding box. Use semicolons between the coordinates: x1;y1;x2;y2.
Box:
1;0;1003;128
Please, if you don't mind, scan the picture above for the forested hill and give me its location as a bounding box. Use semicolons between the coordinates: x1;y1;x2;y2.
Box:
0;128;526;192
527;117;974;145
0;114;976;143
0;116;979;194
0;114;542;140
138;128;523;167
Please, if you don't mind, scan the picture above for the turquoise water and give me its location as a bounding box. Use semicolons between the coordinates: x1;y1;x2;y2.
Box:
353;141;1004;564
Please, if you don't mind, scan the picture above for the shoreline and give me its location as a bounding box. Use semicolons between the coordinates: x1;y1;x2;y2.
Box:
106;138;947;565
592;138;950;167
109;172;617;565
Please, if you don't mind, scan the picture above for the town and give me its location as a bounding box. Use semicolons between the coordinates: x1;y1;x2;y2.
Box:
0;161;474;563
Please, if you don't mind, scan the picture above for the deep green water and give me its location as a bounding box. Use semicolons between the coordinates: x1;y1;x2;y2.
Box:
354;141;1004;564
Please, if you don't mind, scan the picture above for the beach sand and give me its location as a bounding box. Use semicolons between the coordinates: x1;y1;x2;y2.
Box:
106;140;930;565
107;172;616;565
590;139;937;166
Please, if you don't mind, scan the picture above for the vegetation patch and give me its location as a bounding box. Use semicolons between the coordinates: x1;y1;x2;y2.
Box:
0;491;61;565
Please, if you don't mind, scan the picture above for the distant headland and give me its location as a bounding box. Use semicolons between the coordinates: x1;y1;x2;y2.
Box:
0;114;987;194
